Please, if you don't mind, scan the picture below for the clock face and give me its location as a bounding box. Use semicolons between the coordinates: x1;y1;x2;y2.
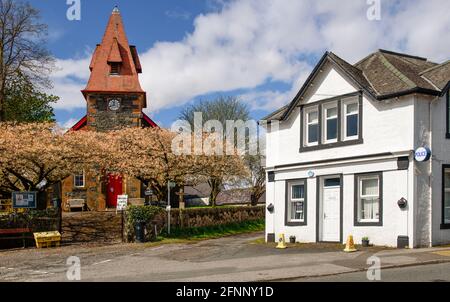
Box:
108;99;121;111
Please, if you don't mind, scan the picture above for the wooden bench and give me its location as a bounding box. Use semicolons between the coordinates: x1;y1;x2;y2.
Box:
67;199;86;212
128;198;145;206
0;228;32;248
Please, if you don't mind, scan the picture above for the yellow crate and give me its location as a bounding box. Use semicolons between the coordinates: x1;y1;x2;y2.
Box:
34;232;61;249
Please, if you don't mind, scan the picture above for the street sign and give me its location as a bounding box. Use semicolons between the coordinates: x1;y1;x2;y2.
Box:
414;147;431;162
168;181;176;189
12;192;37;209
117;195;128;211
145;189;154;196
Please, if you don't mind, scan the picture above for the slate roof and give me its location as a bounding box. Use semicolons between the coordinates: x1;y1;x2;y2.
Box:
265;49;449;122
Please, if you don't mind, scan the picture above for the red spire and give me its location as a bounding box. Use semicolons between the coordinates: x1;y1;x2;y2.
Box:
82;7;144;96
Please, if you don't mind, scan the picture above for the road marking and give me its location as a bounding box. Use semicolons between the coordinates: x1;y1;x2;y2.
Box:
433;250;450;257
93;259;112;266
29;270;48;275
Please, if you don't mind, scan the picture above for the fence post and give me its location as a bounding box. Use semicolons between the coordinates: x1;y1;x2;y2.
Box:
121;210;124;243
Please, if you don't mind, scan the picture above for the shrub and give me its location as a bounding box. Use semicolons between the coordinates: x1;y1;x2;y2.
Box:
124;205;165;242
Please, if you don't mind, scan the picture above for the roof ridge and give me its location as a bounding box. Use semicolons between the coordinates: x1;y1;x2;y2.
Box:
378;52;417;89
420;60;450;76
378;49;428;61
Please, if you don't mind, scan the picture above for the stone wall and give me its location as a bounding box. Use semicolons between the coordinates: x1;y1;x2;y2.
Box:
87;94;144;131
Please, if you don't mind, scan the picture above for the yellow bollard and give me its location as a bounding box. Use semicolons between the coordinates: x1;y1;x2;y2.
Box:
343;235;358;253
276;234;287;249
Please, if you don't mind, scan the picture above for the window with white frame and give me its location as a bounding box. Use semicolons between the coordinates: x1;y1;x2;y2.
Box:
301;93;362;150
444;168;450;224
288;181;306;223
356;174;382;224
343;98;359;139
323;103;338;143
305;108;319;146
74;171;85;188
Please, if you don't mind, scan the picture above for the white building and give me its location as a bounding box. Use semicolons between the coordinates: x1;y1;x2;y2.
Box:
263;50;450;248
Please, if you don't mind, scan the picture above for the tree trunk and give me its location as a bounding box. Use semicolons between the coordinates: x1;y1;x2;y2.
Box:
37;190;48;210
209;179;221;207
250;193;258;206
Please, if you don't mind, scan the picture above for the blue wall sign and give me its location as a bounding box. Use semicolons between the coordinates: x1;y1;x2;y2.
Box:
12;192;37;209
414;147;432;162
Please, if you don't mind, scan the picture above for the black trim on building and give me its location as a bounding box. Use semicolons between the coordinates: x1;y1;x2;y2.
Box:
397;156;410;170
271;152;393;171
441;164;450;229
268;171;275;183
446;90;450;139
354;172;383;227
300;91;363;152
285;179;308;227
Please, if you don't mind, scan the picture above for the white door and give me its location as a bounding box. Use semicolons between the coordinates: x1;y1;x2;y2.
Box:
321;186;340;242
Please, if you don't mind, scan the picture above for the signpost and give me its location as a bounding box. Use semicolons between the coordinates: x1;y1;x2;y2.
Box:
116;195;128;243
12;192;37;209
117;195;128;212
167;181;176;235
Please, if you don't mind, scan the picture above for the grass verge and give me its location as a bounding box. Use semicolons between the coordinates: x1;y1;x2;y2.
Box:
162;219;265;240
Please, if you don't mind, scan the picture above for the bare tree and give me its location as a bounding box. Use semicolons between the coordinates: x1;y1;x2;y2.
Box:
0;0;54;121
244;153;266;206
179;96;251;206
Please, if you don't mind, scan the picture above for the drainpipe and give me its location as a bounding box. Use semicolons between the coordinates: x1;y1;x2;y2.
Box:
428;96;439;247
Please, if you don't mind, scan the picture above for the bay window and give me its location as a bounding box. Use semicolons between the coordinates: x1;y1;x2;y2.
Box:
286;180;307;226
355;173;383;226
300;92;362;151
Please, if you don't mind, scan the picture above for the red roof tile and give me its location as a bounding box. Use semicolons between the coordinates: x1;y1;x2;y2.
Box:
82;8;145;96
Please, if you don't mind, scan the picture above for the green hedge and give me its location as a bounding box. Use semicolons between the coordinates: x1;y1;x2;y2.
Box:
123;205;265;243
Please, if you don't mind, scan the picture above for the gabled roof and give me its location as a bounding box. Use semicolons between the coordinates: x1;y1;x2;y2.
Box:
82;7;145;97
267;49;448;122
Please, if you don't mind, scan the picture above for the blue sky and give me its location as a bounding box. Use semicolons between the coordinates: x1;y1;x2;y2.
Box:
28;0;450;129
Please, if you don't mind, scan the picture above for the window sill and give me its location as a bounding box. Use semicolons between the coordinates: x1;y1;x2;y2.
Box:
285;221;307;227
354;221;382;227
300;138;363;152
440;224;450;230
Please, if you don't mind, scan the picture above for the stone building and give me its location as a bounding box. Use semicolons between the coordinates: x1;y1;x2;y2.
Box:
61;7;157;211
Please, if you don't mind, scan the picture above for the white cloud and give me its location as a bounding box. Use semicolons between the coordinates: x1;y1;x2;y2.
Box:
59;117;80;131
51;0;450;113
50;55;91;110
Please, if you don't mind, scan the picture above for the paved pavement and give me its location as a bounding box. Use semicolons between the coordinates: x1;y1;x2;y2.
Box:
1;232;450;282
298;262;450;282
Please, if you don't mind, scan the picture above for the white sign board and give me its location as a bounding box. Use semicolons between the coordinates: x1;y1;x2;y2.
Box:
117;195;128;211
414;147;431;162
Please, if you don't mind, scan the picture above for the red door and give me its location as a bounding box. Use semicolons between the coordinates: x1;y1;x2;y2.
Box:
107;174;123;208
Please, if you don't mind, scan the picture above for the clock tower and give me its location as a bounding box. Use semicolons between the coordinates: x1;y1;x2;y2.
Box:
62;7;157;212
82;6;147;131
